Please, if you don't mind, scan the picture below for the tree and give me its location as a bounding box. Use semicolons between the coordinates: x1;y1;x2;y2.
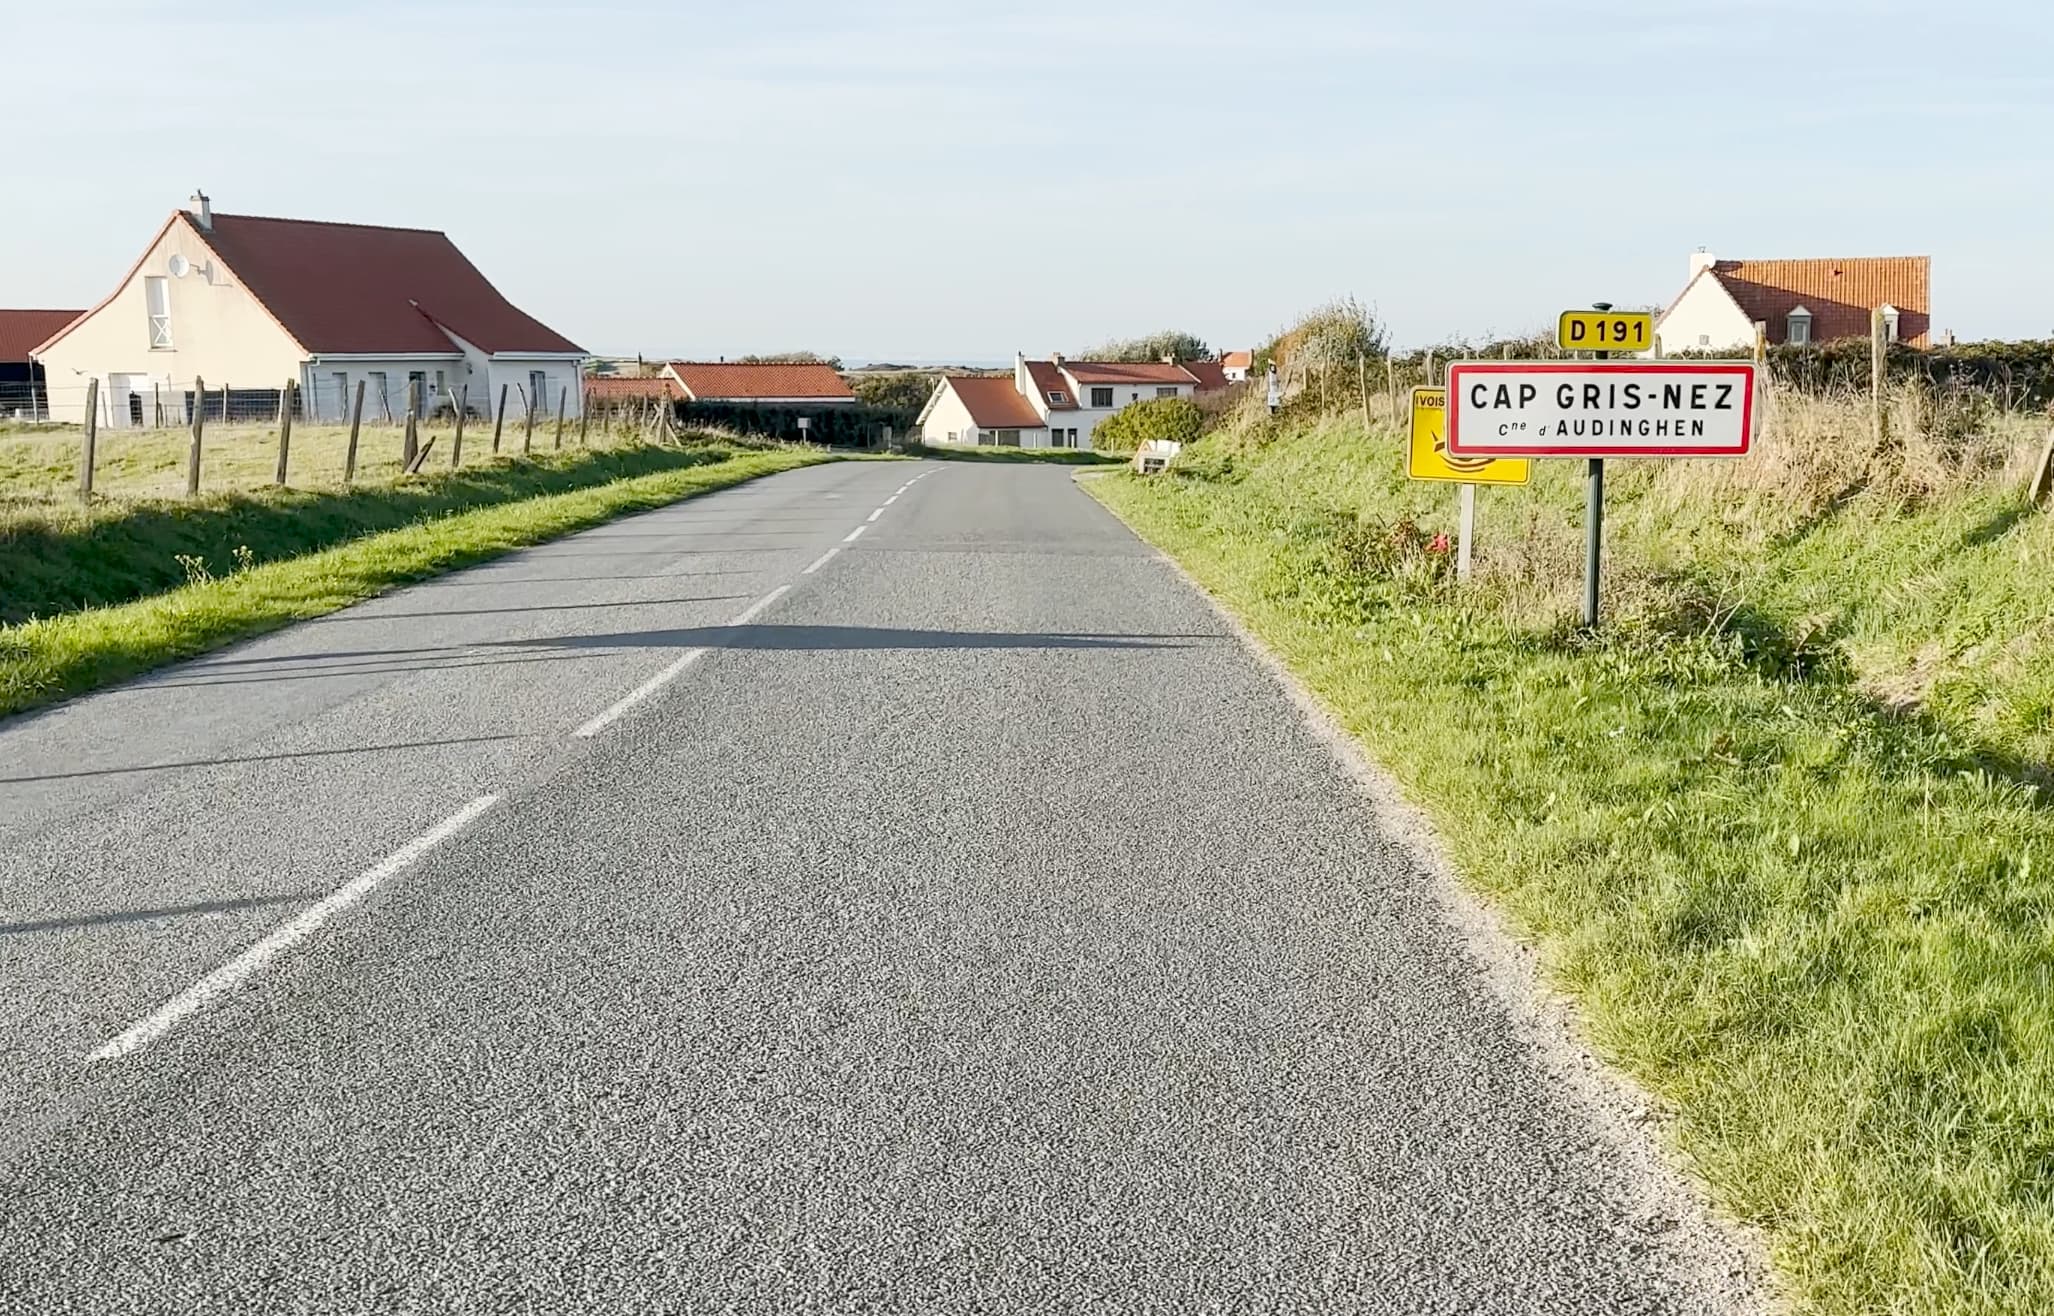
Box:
1091;397;1205;454
1263;297;1388;381
849;372;938;410
736;351;846;370
1079;330;1211;364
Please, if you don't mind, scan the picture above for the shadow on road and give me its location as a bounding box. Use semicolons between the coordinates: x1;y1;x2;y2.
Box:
0;892;316;937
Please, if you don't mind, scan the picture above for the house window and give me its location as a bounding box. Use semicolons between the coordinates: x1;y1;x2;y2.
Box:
145;277;172;348
529;370;548;413
1786;305;1812;347
946;431;958;443
1155;386;1178;398
1048;390;1069;404
1090;386;1113;407
1069;428;1080;446
1880;304;1901;343
996;429;1021;446
433;368;446;399
1698;334;1711;346
367;371;390;418
1048;429;1068;449
407;370;428;413
330;372;347;419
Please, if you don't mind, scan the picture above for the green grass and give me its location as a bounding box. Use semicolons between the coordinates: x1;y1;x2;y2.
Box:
1089;401;2054;1314
906;442;1125;466
0;446;827;720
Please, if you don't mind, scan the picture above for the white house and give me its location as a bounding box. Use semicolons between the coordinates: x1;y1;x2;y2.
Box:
1655;249;1931;355
918;353;1204;449
1220;350;1253;383
32;192;586;427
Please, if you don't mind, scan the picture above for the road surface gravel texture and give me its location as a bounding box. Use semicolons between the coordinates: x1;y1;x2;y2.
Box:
0;461;1762;1313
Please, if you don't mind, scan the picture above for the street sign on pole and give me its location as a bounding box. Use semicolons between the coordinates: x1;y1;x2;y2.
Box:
1407;387;1528;485
1445;360;1758;459
1557;309;1653;353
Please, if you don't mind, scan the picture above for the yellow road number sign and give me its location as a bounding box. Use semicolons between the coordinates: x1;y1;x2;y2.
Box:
1558;310;1652;352
1409;388;1528;485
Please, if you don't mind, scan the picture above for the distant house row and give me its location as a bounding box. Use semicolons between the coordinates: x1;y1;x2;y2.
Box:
584;361;857;408
1655;250;1931;353
917;353;1237;450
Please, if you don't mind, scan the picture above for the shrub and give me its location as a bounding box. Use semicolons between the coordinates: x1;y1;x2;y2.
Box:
1092;397;1205;454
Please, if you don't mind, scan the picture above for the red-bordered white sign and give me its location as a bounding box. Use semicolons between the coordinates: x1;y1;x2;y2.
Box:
1446;360;1757;459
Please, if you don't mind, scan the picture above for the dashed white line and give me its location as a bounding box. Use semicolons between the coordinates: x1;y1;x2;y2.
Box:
842;524;868;543
573;585;791;739
87;795;501;1063
803;546;842;575
884;495;900;506
866;509;884;522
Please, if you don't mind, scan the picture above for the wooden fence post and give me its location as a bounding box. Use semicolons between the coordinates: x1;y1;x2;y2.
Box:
187;376;206;496
450;385;469;467
1385;357;1397;419
2029;427;2054;505
1754;321;1767;369
579;391;590;446
554;384;567;449
491;383;508;454
1871;306;1888;450
152;381;163;429
403;378;421;468
1425;349;1436;387
1356;352;1370;431
79;377;99;501
274;379;295;485
522;385;536;453
344;379;365;485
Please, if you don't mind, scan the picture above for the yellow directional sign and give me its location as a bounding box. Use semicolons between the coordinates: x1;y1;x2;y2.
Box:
1408;387;1528;485
1558;309;1653;353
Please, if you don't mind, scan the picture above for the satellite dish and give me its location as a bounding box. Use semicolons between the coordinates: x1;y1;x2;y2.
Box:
167;253;191;278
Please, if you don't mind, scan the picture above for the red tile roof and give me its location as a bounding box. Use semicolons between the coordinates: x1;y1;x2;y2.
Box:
946;376;1046;429
584;375;683;402
1220;350;1253;369
1182;360;1229;392
1707;256;1930;347
1061;361;1197;385
1023;359;1078;410
0;309;82;361
666;361;856;401
182;212;583;355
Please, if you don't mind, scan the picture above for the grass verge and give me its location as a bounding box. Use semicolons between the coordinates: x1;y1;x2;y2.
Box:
1088;411;2054;1314
0;446;827;720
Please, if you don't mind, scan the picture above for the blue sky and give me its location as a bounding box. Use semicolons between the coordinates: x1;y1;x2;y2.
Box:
5;0;2050;360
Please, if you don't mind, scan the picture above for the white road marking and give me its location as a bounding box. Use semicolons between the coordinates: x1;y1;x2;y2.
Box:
883;495;900;505
803;547;842;575
866;509;884;522
573;586;791;738
87;795;501;1063
842;524;868;543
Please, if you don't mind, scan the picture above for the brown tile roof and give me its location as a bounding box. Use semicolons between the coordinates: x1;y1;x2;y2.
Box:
0;309;82;361
1181;360;1229;392
1023;359;1078;410
584;375;683;402
1220;350;1253;369
1061;361;1197;385
667;361;856;401
186;212;583;355
946;376;1046;429
1709;256;1930;347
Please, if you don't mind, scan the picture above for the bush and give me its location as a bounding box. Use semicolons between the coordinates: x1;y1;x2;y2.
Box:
1092;397;1205;454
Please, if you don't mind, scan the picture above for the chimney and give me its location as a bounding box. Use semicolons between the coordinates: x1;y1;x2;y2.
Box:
190;189;212;231
1050;351;1065;368
1688;246;1715;280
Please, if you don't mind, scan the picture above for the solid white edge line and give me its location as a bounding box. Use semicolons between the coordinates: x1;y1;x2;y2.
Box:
842;524;868;543
802;547;842;575
87;795;501;1063
571;586;792;739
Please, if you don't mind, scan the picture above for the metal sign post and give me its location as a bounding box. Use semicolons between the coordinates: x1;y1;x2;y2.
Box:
1586;303;1610;627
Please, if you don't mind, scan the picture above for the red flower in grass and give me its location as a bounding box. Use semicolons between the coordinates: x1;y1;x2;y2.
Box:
1426;532;1451;555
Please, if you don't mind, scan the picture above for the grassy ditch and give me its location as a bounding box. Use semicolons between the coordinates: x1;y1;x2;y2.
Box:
0;446;827;720
1089;389;2054;1314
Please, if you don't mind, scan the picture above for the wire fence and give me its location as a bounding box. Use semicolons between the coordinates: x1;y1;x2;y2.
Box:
0;376;708;508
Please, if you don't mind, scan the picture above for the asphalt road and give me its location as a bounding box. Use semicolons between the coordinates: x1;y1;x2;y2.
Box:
0;458;1758;1313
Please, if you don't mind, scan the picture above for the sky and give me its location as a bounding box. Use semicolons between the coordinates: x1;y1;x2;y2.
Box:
5;0;2051;361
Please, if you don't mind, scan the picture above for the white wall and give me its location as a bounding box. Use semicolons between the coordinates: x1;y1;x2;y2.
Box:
35;214;305;425
1656;275;1754;355
1058;368;1195;447
489;357;585;419
917;383;979;444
